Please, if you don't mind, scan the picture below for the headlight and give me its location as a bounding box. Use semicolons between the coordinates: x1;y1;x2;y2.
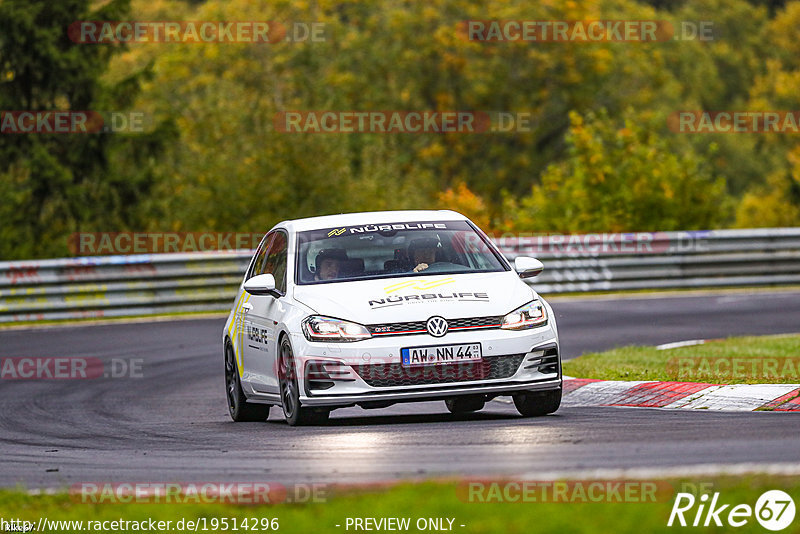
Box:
302;315;372;342
500;300;548;330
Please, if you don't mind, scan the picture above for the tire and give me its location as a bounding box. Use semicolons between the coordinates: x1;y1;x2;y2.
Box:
513;388;562;417
445;396;485;414
225;343;271;422
278;337;331;426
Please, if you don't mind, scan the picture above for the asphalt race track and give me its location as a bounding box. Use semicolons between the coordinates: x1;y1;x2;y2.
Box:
551;290;800;357
1;290;799;488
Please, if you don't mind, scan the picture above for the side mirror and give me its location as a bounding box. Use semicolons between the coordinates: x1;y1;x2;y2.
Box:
244;273;279;297
514;256;544;279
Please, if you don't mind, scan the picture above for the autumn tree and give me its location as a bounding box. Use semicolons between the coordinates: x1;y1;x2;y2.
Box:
510;109;729;232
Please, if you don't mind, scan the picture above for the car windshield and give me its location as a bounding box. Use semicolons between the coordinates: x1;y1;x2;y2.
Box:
295;220;508;284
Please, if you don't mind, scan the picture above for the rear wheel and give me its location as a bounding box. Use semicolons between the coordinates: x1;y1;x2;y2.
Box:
225;343;270;422
513;388;561;417
445;396;485;414
278;337;330;426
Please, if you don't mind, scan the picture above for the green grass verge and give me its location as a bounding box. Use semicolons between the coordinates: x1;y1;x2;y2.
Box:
563;334;800;383
2;477;799;533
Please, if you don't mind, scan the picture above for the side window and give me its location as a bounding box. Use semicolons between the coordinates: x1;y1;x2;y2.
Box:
262;231;288;293
249;233;274;279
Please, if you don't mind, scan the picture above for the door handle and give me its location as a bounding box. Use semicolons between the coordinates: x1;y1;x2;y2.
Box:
242;303;253;314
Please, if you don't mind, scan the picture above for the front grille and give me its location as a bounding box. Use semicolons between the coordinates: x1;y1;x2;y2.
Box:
368;320;427;336
353;354;525;388
367;315;503;337
448;316;503;328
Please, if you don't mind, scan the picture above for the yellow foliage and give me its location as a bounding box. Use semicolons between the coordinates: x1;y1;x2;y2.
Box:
735;147;800;227
436;182;491;230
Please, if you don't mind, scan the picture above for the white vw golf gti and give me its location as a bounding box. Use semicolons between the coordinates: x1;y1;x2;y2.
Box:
223;210;562;425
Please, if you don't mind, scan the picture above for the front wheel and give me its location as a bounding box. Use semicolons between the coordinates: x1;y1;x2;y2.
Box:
278;337;330;426
225;343;271;422
513;388;561;417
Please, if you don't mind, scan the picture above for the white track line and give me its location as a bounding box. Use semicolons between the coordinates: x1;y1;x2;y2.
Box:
519;462;800;481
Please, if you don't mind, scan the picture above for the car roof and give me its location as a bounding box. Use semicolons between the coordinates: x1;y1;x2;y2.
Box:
273;210;469;233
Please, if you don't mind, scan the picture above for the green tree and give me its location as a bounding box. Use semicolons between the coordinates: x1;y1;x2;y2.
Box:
734;1;800;225
511;109;729;232
0;0;169;259
736;146;800;227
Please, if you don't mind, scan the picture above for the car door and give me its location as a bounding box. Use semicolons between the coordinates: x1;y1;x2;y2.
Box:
244;230;289;394
240;232;273;391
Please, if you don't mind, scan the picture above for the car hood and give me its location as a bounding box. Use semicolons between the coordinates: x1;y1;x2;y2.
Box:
292;272;535;324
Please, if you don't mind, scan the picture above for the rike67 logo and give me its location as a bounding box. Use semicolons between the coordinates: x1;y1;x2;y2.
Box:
668;490;795;531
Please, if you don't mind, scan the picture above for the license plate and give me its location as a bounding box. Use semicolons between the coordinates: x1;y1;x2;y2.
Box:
401;343;482;367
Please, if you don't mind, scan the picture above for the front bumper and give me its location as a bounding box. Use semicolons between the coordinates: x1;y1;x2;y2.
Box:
300;377;562;407
290;325;561;408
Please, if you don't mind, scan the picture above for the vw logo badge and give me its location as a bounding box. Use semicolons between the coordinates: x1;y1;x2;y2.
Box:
426;316;449;337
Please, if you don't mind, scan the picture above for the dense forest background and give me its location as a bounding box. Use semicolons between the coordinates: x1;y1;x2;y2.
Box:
2;0;800;259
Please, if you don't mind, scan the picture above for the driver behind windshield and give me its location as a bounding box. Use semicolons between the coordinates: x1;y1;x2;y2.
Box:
314;249;347;281
409;238;440;273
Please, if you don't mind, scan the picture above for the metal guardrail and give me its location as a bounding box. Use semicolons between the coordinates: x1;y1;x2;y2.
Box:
1;228;798;323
